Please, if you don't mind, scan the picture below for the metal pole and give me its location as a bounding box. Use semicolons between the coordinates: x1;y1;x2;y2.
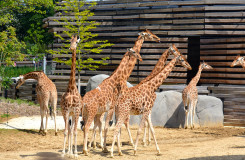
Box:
43;56;47;74
78;51;81;94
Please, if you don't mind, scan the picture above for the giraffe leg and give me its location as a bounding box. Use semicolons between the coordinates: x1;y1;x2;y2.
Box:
73;113;79;159
124;116;134;147
184;100;190;129
110;114;126;158
147;113;152;146
88;117;97;149
83;112;96;156
147;115;160;155
191;100;198;129
103;109;113;153
142;120;147;147
62;112;69;156
69;115;75;157
189;103;194;129
52;97;58;136
39;104;45;135
44;100;49;136
98;115;104;148
67;117;72;155
134;114;147;156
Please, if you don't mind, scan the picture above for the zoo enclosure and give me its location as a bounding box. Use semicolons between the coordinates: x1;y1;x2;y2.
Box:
4;0;245;127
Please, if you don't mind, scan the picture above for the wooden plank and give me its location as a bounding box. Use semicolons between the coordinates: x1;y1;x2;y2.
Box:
205;12;243;17
205;18;245;23
200;79;245;85
205;6;245;11
173;19;204;24
205;25;245;29
201;73;245;79
205;30;245;35
168;30;204;35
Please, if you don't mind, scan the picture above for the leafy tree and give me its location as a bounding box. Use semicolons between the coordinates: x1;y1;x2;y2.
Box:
47;0;113;93
0;27;26;90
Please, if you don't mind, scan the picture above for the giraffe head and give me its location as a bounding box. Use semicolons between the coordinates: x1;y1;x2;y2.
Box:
138;29;160;43
127;48;142;61
201;62;213;70
69;34;80;51
15;75;25;89
231;55;245;68
170;44;192;70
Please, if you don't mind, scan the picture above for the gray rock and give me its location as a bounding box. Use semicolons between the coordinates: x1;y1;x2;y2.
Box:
86;74;133;92
130;91;224;128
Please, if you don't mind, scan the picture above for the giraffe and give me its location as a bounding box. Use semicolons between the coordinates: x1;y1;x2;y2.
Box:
82;29;160;155
110;46;192;157
182;62;213;129
16;71;57;136
116;44;185;147
140;44;179;146
231;55;245;68
60;35;82;158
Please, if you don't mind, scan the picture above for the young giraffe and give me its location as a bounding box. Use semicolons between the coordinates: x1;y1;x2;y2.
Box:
60;35;82;158
16;71;58;136
182;62;213;129
231;55;245;69
82;30;160;155
110;47;192;157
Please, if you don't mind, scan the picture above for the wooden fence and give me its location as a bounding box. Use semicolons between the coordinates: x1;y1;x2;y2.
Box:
43;0;245;85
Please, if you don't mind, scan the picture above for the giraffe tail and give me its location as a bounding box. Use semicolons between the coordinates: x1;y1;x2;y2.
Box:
49;106;53;118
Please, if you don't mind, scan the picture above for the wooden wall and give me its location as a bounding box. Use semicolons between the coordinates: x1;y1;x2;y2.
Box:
43;0;245;85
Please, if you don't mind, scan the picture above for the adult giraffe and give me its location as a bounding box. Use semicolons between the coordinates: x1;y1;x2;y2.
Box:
60;35;82;158
110;46;192;157
82;29;160;155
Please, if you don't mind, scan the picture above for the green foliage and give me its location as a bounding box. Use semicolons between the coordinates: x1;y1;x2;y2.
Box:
0;66;41;89
0;27;26;89
0;0;54;26
1;114;10;118
0;27;26;66
0;97;38;106
47;0;113;72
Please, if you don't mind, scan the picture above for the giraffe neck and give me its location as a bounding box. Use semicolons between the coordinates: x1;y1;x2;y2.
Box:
140;48;170;84
67;49;77;92
188;65;203;87
109;53;130;85
125;35;144;80
23;71;41;81
143;56;178;91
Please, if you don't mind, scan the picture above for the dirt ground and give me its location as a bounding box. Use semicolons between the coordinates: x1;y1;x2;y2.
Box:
0;126;245;160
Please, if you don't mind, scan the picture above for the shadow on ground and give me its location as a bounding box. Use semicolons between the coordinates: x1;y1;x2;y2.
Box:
181;155;245;160
20;152;67;160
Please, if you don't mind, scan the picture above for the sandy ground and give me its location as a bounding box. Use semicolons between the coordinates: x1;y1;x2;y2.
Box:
0;117;245;160
0;116;82;130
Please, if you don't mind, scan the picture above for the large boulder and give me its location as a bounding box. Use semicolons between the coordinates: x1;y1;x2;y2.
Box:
130;91;224;128
86;74;133;92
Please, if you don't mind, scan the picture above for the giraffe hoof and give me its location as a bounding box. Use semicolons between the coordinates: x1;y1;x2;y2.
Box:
74;154;78;159
103;148;109;153
55;132;58;136
98;144;103;148
133;150;137;156
118;151;123;156
109;154;114;158
83;150;88;156
156;152;161;156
